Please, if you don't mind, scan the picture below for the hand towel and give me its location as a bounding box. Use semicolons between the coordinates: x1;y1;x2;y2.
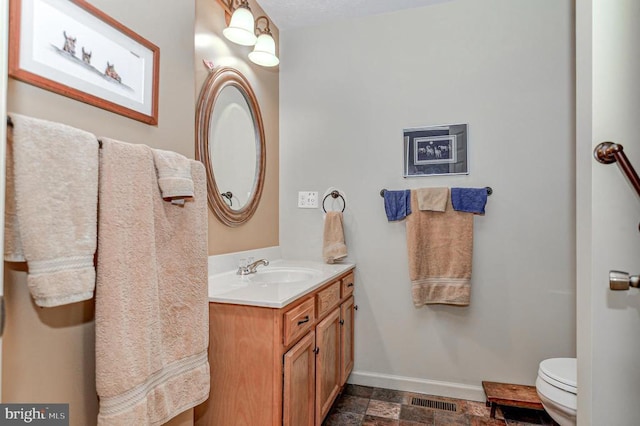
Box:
5;113;98;307
151;148;194;201
383;189;412;221
416;187;449;211
323;211;347;264
406;190;474;306
96;138;210;426
451;187;488;214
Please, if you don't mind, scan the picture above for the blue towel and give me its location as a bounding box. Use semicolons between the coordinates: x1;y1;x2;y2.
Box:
383;190;412;221
451;187;488;214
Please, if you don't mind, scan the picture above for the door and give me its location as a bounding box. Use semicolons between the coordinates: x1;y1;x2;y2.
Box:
339;296;354;385
315;308;340;426
576;0;640;424
283;331;315;426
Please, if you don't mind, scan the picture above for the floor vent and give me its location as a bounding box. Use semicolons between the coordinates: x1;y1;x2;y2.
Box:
410;397;457;412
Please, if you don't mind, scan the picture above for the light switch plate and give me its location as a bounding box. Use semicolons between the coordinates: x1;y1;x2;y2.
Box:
298;191;318;208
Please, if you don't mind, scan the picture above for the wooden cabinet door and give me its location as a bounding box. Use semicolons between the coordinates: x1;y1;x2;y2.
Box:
315;308;341;426
283;331;316;426
340;296;355;385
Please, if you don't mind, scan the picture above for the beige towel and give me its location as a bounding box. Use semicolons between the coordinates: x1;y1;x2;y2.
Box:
406;190;474;306
4;122;23;262
152;148;194;202
323;211;347;264
96;138;209;426
5;113;98;307
416;187;449;211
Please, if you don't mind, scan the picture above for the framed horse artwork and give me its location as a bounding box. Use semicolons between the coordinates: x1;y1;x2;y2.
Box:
403;123;469;177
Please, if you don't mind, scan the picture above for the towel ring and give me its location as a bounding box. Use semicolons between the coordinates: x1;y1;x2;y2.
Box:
221;191;233;207
322;190;346;213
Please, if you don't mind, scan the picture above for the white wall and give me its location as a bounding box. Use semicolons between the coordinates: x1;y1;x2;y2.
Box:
279;0;575;399
577;0;640;424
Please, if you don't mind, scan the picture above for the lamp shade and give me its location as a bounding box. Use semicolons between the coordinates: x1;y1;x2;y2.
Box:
248;33;279;67
223;6;257;46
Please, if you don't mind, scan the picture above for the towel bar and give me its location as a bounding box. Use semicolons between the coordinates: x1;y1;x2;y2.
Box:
379;187;493;197
7;115;104;148
322;190;346;213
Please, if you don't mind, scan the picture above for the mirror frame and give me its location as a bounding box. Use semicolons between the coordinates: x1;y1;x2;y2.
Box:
196;66;266;227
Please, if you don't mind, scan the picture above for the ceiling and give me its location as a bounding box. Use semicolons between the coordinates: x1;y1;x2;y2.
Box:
256;0;454;30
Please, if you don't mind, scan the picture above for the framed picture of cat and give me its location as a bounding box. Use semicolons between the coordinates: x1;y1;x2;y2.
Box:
8;0;160;125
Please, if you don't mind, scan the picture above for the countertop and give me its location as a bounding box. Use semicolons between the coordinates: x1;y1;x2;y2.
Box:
208;259;355;308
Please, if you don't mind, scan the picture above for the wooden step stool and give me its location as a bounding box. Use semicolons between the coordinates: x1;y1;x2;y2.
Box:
482;381;545;419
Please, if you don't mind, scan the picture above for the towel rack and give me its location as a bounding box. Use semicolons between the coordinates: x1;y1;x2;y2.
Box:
322;190;346;213
221;191;233;207
379;187;493;197
594;142;640;199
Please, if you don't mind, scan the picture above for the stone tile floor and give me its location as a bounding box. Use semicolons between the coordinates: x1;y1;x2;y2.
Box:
322;385;559;426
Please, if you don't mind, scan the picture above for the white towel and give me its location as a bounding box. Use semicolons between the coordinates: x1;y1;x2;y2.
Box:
152;148;194;202
96;138;209;426
5;113;98;307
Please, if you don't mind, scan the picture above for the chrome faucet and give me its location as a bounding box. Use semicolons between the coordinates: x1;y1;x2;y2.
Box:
237;259;269;275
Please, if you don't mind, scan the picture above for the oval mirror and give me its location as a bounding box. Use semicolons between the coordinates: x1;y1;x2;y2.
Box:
196;67;266;227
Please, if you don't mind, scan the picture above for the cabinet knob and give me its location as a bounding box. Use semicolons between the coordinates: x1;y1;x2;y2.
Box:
354;305;358;311
297;315;310;325
339;319;344;325
313;347;320;355
347;282;354;287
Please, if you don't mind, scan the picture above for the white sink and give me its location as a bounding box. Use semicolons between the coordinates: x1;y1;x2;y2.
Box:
208;258;354;308
249;267;321;284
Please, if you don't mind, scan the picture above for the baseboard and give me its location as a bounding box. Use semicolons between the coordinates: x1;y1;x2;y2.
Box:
347;370;486;402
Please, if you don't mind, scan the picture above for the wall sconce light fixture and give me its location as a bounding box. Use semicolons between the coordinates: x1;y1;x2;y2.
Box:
249;16;279;67
222;0;257;46
217;0;279;67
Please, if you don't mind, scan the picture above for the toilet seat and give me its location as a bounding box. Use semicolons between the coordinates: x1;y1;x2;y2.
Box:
536;358;577;426
538;358;577;394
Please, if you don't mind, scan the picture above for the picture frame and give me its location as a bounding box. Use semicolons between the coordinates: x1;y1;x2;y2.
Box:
8;0;160;125
403;123;468;177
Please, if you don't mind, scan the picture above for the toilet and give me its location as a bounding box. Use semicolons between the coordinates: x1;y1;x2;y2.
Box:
535;358;577;426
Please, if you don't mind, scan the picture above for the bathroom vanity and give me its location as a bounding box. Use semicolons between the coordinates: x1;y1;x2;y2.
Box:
195;259;356;426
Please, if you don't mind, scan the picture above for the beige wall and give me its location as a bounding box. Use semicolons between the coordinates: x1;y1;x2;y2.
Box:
2;0;280;422
195;0;279;255
3;0;196;424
